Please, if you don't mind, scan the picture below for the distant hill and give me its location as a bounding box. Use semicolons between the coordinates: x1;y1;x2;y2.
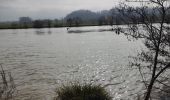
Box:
65;9;117;20
64;8;159;26
64;10;114;26
65;10;99;21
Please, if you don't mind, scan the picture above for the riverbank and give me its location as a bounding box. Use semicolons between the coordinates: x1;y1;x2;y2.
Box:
0;23;118;30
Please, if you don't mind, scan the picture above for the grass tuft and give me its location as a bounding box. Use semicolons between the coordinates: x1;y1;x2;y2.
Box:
54;83;112;100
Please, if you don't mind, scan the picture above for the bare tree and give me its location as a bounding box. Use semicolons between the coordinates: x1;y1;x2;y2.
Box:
117;0;170;99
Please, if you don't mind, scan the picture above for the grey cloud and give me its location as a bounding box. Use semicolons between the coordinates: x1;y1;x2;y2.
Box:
0;0;120;21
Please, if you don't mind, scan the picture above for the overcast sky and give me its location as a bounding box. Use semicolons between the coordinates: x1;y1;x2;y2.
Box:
0;0;123;22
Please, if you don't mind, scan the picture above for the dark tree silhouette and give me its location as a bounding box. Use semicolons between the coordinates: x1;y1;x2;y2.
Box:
117;0;170;100
74;17;82;27
11;22;18;29
98;16;107;25
33;20;44;28
66;18;73;27
108;16;114;26
47;19;52;28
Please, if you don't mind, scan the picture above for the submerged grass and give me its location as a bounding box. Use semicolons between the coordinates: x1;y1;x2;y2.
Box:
54;83;111;100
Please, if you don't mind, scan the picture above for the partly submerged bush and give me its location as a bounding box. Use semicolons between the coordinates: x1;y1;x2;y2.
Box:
54;83;111;100
0;64;16;100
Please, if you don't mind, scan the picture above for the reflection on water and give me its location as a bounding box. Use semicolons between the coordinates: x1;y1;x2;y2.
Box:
48;29;52;34
35;29;45;35
67;26;114;33
0;26;143;100
34;29;52;35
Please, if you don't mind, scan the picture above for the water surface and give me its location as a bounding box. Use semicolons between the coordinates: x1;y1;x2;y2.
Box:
0;26;144;100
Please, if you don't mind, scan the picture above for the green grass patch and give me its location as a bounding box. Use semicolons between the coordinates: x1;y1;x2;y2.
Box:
54;83;112;100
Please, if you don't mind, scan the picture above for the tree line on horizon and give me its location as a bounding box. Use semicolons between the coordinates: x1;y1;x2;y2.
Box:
0;7;170;29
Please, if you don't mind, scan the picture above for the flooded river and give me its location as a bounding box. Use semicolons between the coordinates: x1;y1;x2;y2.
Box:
0;26;144;100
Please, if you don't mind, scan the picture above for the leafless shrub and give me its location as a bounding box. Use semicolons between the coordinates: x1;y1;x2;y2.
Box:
0;64;16;100
116;0;170;100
